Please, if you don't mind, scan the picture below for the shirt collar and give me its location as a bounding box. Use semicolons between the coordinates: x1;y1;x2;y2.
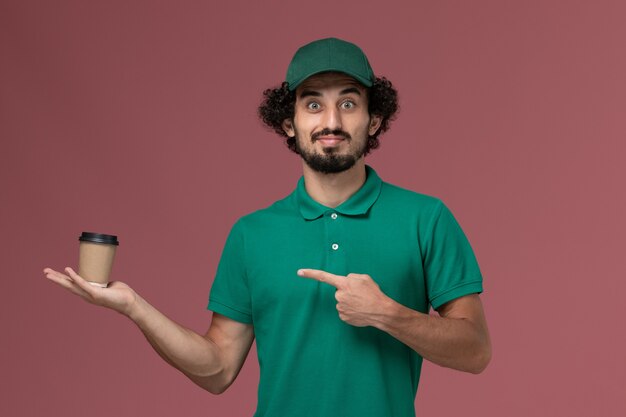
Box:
296;165;383;220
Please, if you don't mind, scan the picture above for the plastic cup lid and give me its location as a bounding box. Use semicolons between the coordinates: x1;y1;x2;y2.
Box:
79;232;120;246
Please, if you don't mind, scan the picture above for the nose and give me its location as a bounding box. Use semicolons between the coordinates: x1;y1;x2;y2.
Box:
321;106;342;131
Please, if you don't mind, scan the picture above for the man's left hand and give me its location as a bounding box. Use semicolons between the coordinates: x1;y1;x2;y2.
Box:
297;269;393;327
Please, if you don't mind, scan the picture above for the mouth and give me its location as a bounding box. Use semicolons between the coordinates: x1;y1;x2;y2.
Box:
315;136;346;147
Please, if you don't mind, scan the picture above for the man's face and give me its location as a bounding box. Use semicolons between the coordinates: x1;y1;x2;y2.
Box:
282;72;381;174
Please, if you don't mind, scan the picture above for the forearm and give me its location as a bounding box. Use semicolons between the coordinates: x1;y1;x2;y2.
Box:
43;267;232;393
373;299;491;374
128;296;226;385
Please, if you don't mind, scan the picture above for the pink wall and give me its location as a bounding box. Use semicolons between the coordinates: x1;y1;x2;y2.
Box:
2;1;625;415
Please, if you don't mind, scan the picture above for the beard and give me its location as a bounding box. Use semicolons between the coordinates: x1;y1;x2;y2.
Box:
294;127;368;174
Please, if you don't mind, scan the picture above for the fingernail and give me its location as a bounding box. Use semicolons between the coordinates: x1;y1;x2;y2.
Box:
297;269;304;276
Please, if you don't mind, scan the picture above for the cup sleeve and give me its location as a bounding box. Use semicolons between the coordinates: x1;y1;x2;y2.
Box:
207;220;253;324
423;200;484;311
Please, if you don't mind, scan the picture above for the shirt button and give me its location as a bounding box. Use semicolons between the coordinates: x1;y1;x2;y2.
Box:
330;213;338;220
331;243;339;250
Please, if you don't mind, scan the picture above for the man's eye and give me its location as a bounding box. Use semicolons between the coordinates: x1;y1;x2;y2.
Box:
341;101;355;109
307;102;321;110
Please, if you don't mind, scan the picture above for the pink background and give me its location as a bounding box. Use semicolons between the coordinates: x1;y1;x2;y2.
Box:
2;1;625;416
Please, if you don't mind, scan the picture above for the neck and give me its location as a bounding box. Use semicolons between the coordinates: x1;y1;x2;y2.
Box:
301;159;367;208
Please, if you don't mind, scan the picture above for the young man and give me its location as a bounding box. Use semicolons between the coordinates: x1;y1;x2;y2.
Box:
44;38;491;417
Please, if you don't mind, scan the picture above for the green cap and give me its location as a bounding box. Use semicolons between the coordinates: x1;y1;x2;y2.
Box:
285;38;375;91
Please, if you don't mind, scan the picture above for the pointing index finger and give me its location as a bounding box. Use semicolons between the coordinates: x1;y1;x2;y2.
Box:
297;269;345;288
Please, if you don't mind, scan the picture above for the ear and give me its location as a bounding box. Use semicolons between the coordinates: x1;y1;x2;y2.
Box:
282;119;295;137
368;115;383;136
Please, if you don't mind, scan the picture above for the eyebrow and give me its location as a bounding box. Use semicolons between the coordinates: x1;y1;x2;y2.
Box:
339;87;362;96
299;90;322;99
298;86;363;99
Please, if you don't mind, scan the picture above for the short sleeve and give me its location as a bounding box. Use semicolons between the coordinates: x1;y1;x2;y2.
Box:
207;220;253;324
423;201;483;310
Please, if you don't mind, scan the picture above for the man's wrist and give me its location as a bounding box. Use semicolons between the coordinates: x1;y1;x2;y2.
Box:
372;297;424;333
125;293;146;322
370;296;403;331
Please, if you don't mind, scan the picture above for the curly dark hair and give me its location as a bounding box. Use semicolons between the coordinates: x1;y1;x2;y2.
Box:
258;76;399;155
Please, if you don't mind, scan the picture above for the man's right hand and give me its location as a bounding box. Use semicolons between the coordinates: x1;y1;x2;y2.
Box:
43;267;137;317
43;266;254;394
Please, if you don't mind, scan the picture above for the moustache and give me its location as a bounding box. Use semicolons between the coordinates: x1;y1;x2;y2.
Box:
311;129;351;142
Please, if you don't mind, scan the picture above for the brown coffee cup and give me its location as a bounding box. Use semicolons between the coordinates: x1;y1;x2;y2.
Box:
78;232;119;287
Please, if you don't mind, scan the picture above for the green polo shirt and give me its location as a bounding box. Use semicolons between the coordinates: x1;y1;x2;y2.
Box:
208;165;483;417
